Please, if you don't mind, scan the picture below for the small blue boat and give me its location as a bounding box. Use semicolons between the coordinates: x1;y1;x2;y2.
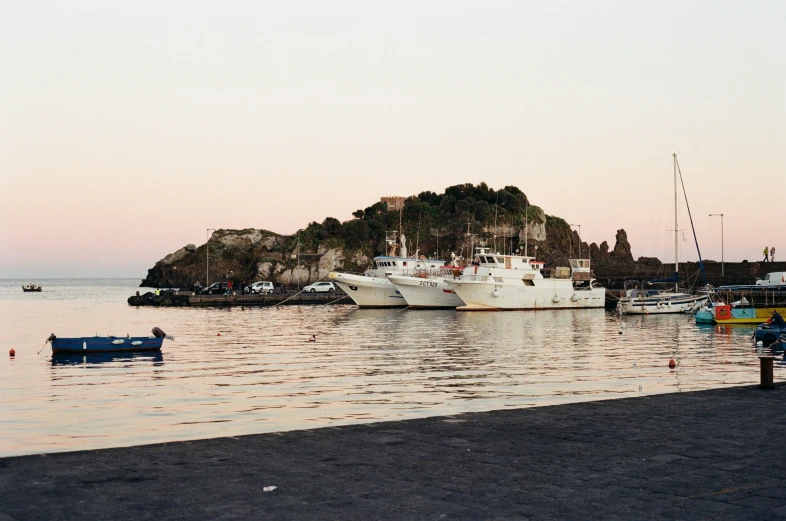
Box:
754;325;784;347
48;327;169;354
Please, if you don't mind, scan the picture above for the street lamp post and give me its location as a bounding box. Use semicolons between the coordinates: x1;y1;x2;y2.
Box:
206;228;215;285
709;214;724;276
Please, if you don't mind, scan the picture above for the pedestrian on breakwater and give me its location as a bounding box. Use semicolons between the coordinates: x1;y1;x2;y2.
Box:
771;247;776;262
763;246;770;262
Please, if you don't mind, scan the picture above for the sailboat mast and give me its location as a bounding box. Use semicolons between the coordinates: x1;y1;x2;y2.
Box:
673;152;679;292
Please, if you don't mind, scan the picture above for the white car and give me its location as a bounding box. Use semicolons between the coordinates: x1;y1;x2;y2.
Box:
247;281;274;294
303;281;336;293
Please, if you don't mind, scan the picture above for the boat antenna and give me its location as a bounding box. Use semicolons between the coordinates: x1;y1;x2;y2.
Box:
415;205;422;254
493;192;499;253
465;220;471;260
675;155;708;285
524;200;528;257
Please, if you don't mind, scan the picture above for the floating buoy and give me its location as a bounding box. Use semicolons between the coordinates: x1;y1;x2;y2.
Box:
308;335;316;342
668;359;676;369
217;333;221;336
9;349;15;357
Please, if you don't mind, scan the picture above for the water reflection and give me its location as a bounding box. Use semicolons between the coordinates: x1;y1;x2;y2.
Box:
1;279;778;457
51;351;164;367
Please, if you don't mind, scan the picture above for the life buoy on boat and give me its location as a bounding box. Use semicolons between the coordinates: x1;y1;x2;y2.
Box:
751;262;759;275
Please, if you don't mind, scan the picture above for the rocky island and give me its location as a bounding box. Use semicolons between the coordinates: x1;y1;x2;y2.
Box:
141;183;640;290
141;182;759;291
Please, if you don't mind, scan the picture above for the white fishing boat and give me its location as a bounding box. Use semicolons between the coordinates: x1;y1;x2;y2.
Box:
617;153;708;315
329;233;445;308
448;249;605;311
388;263;466;309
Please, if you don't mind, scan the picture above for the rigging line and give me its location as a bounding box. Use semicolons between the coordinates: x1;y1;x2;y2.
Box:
675;157;708;285
272;273;332;307
325;294;349;305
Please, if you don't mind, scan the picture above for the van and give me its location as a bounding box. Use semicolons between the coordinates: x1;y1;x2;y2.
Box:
756;272;786;286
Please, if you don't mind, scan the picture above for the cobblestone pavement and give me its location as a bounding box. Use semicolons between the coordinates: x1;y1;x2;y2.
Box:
2;385;785;520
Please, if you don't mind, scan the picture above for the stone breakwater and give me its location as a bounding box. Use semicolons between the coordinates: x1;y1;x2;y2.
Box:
2;384;785;520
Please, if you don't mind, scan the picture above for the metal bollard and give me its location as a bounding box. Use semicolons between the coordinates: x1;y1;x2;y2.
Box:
760;356;776;389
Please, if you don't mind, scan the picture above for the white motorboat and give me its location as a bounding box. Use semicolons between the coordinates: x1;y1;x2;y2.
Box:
329;233;446;308
388;265;467;309
617;153;708;315
448;249;605;311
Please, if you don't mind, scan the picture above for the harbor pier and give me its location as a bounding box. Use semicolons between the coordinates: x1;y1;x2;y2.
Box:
128;289;349;307
2;384;785;520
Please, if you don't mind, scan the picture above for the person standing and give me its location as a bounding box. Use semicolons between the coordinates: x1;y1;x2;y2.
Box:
763;246;769;262
771;247;776;262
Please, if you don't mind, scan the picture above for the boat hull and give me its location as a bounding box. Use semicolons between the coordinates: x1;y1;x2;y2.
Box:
51;336;164;354
714;306;786;325
330;273;407;308
449;279;605;311
618;294;707;315
694;308;714;323
388;275;464;309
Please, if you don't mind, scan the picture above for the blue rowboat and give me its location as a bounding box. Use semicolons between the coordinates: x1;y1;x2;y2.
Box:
48;327;169;354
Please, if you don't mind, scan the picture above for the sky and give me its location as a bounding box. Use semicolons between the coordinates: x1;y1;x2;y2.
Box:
1;1;784;278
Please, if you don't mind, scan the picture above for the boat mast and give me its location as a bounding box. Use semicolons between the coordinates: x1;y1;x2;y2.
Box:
673;152;679;292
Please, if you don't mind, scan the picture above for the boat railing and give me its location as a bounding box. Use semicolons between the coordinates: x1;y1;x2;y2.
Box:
459;274;491;282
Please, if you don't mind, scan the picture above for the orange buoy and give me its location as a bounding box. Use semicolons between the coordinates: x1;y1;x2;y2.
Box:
9;349;15;357
217;333;221;336
668;359;676;369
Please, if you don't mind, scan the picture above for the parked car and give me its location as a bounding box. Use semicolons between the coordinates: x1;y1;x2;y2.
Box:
303;281;336;293
199;282;231;295
246;281;274;294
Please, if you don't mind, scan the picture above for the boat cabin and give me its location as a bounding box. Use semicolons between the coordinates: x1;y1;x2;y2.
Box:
625;289;662;298
472;248;541;272
569;259;592;281
367;256;446;278
373;256;444;270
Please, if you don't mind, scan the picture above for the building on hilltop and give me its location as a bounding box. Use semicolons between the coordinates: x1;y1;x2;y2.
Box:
381;196;406;212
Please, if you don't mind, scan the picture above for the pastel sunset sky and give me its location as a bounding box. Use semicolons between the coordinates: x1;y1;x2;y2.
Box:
1;1;783;278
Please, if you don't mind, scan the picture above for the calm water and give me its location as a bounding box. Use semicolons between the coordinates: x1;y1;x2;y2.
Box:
0;278;775;457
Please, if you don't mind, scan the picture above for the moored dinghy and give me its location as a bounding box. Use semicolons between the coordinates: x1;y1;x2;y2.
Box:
48;327;172;354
